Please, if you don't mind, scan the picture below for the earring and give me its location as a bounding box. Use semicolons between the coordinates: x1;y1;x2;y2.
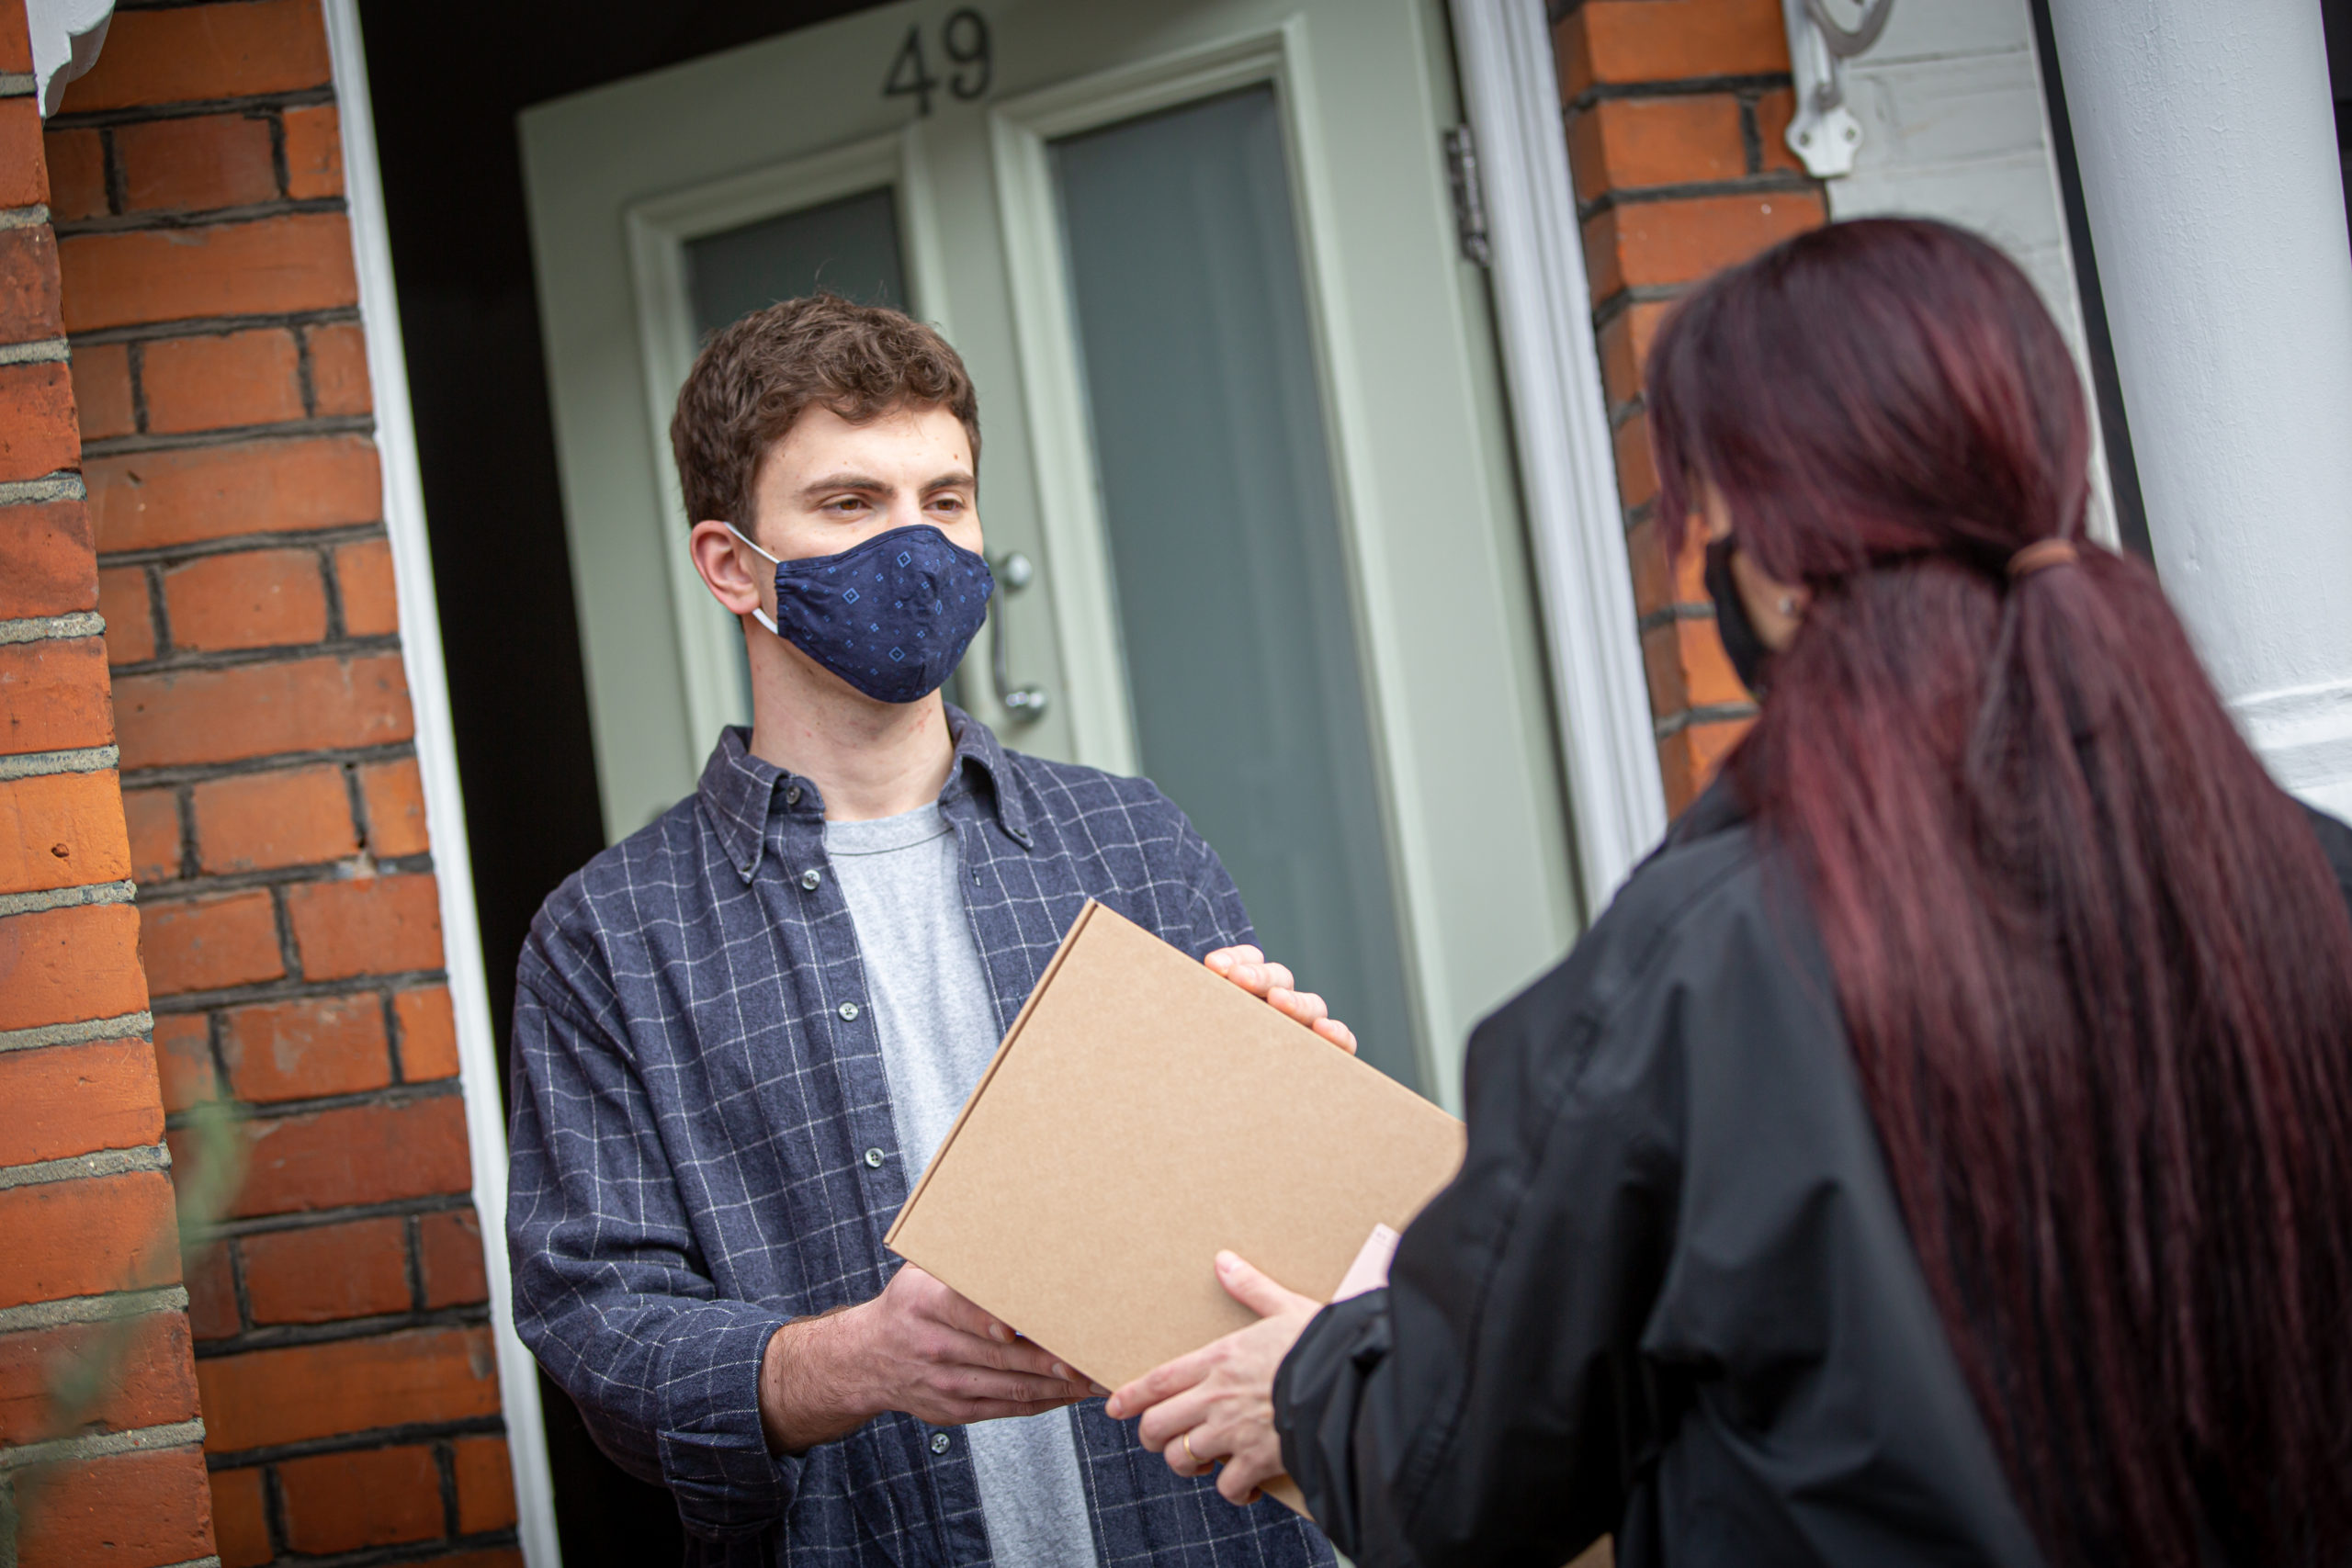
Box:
1777;594;1797;616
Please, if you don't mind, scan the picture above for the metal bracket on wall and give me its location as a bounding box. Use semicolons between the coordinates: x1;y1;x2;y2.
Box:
1442;126;1492;266
1780;0;1894;178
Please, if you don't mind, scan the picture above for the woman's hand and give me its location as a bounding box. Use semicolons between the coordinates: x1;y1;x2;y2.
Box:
1104;1252;1321;1505
1204;946;1359;1055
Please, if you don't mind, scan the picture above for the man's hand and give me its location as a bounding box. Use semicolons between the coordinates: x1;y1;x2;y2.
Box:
1204;946;1358;1055
760;1264;1097;1454
1104;1252;1320;1505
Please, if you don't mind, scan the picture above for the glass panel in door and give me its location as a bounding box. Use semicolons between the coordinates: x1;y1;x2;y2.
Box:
684;186;909;331
1049;86;1420;1089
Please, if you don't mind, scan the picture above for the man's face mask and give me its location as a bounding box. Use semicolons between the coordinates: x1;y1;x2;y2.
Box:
725;522;995;705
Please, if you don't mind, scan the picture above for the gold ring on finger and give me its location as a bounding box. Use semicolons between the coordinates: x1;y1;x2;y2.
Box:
1182;1432;1204;1468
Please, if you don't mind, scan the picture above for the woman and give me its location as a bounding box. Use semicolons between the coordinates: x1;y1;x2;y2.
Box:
1104;219;2352;1567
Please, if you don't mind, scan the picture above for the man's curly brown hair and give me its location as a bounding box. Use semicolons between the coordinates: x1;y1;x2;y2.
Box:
669;293;981;529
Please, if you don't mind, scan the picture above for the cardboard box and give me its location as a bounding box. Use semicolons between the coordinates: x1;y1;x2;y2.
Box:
887;900;1465;1513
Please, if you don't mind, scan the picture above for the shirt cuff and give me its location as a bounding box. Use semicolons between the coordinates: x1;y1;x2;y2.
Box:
653;1303;800;1538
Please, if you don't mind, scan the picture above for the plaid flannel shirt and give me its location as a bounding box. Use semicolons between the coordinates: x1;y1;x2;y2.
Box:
509;714;1335;1568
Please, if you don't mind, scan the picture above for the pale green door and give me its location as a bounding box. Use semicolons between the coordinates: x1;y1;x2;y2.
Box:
1046;86;1417;1084
521;0;1579;1101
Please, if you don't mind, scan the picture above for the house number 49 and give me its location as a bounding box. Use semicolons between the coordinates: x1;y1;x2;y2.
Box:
883;10;991;117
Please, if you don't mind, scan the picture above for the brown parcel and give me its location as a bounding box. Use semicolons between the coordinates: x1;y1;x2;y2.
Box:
885;899;1465;1517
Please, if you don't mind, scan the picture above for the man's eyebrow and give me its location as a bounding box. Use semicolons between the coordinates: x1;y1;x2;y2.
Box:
795;470;975;500
797;472;888;500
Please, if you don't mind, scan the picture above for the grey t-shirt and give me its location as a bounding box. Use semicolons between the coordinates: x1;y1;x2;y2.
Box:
825;804;1102;1568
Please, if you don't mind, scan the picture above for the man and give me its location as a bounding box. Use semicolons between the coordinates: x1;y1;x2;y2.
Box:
509;294;1351;1565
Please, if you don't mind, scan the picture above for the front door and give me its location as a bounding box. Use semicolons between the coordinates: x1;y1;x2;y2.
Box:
520;0;1578;1098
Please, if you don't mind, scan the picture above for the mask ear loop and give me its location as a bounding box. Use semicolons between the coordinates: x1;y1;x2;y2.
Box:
720;522;785;637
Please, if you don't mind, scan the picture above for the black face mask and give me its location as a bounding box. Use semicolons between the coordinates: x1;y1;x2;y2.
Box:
1704;536;1775;696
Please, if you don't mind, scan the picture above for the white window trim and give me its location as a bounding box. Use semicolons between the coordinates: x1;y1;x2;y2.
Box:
1449;0;1667;913
319;6;563;1563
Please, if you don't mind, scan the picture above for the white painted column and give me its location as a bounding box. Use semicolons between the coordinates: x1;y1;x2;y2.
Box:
2046;1;2352;818
322;6;563;1564
1451;0;1666;915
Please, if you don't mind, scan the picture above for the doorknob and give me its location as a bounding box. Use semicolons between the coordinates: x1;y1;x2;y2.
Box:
989;550;1049;722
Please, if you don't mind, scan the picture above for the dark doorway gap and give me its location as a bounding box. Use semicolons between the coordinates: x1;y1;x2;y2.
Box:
354;4;888;1562
2025;0;2154;562
2324;0;2352;239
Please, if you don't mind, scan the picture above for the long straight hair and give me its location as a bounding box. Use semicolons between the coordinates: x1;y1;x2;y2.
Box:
1646;219;2352;1566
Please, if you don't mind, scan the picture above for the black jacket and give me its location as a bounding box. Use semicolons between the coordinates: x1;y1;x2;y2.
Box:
1275;784;2352;1568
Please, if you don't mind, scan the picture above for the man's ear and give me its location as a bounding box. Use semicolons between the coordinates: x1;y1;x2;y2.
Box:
689;520;764;617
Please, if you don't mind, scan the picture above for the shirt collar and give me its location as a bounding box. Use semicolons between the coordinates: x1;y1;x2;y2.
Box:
943;703;1033;848
699;728;787;885
697;707;1031;886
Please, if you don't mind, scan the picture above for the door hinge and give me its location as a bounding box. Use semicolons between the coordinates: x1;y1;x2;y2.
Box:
1442;125;1491;267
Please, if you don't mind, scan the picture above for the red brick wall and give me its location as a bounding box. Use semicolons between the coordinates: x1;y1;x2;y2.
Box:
1;1;214;1562
37;3;516;1562
1553;0;1828;813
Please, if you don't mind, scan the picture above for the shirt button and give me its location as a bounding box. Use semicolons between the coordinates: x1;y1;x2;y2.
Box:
800;868;822;891
838;1001;860;1021
865;1147;887;1168
786;785;802;806
930;1432;952;1455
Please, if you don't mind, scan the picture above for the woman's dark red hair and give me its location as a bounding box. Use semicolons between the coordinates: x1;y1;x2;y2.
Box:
1647;218;2352;1565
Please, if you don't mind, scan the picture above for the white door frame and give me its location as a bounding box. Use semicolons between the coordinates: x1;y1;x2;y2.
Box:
1448;0;1664;914
322;5;563;1563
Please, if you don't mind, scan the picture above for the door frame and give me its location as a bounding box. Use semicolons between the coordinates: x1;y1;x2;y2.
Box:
624;133;957;750
1450;0;1664;913
985;3;1661;1055
323;3;565;1564
331;0;1647;1556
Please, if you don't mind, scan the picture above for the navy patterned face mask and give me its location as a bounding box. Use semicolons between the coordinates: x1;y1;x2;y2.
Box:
724;522;995;704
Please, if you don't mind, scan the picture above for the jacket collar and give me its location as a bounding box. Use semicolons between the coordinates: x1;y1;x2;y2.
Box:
1670;771;1750;847
698;706;1029;886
